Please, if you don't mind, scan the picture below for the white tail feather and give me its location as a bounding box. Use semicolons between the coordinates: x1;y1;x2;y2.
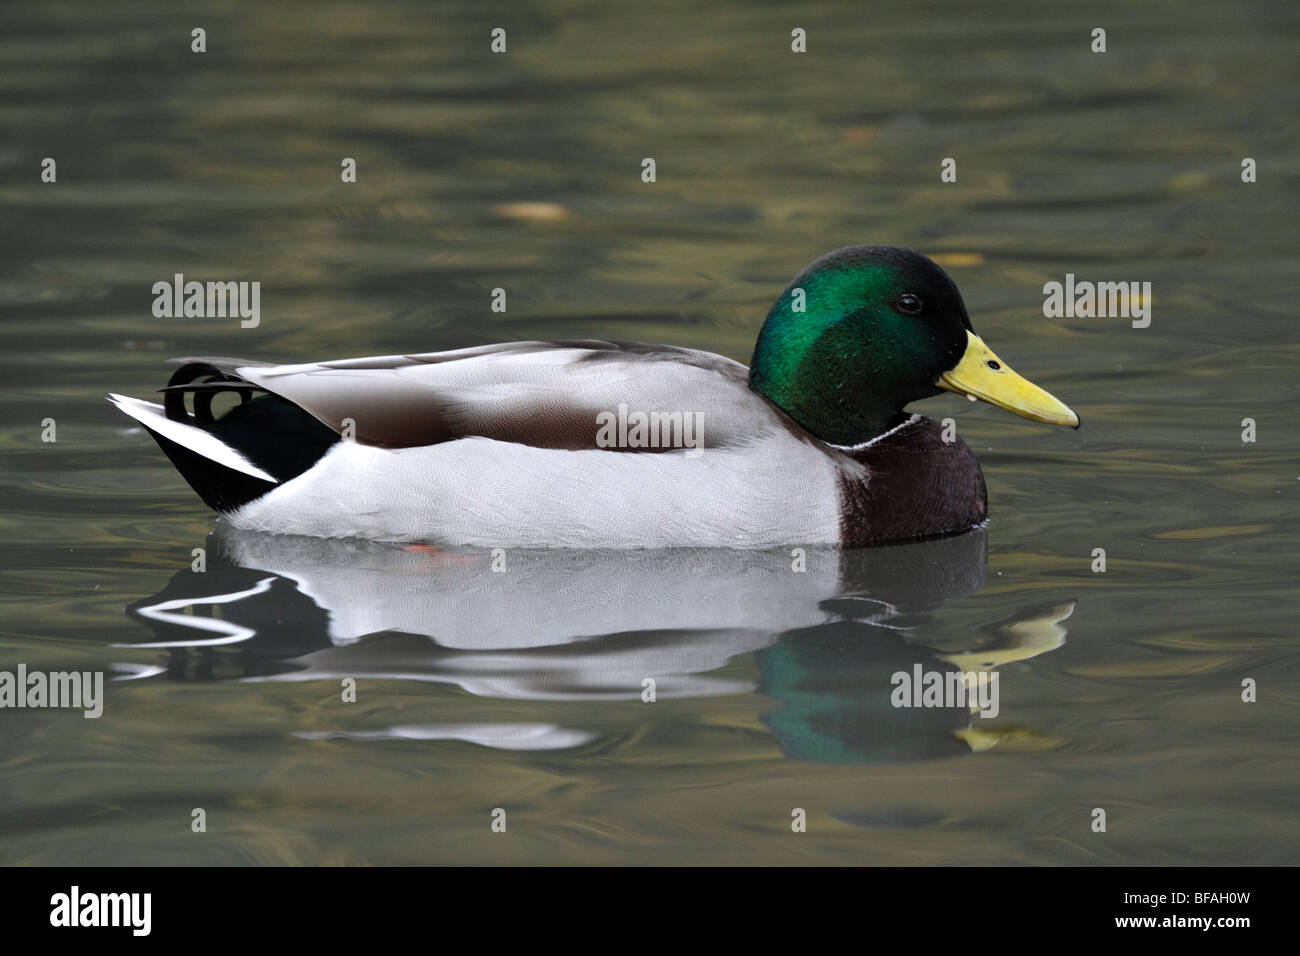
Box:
107;393;278;483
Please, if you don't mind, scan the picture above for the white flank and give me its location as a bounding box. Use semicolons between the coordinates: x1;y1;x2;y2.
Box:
230;428;846;548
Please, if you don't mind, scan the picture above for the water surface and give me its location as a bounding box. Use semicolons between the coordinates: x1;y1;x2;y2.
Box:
1;0;1297;865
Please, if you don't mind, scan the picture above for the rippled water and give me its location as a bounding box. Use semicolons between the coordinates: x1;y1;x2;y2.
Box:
1;1;1297;864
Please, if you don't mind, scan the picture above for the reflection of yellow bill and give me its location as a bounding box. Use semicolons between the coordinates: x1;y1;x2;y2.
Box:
942;601;1075;677
937;330;1079;428
946;601;1076;752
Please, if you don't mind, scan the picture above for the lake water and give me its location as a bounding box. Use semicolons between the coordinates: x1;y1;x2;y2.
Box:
1;0;1297;865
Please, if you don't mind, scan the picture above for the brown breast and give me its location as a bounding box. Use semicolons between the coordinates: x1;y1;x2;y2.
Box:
835;416;988;548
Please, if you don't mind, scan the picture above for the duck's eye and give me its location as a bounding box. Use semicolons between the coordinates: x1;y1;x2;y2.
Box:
896;294;923;314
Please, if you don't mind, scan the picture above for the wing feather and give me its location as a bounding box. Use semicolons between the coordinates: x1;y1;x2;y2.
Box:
185;341;783;450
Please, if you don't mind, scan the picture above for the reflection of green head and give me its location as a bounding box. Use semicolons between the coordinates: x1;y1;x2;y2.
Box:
757;622;971;765
748;246;972;444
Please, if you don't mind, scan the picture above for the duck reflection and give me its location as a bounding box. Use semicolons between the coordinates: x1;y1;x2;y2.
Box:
122;527;1072;763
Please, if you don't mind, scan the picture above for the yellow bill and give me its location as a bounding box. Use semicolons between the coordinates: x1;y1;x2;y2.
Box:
937;330;1079;427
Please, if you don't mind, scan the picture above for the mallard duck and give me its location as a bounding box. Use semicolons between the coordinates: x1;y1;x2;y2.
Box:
109;245;1078;548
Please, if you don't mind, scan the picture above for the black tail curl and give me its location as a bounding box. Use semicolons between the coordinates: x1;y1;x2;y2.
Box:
161;362;265;426
144;362;341;513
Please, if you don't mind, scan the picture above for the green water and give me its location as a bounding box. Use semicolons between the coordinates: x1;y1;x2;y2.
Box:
1;0;1297;864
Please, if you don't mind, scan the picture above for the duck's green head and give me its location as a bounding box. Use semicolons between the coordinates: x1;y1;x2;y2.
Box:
748;245;1078;445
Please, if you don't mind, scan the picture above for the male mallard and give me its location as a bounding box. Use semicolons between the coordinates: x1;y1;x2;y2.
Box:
109;245;1078;548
